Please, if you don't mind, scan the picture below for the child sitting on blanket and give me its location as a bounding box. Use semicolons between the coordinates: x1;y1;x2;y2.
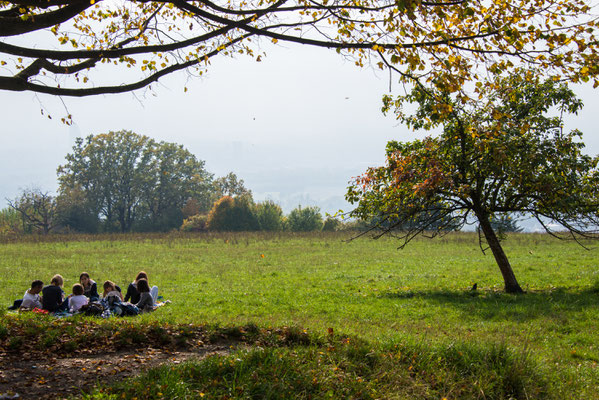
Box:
102;280;123;306
21;280;44;309
79;272;99;301
69;283;89;313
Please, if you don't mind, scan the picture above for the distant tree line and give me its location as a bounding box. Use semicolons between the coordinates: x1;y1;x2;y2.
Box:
0;130;354;235
180;199;345;233
0;130;524;235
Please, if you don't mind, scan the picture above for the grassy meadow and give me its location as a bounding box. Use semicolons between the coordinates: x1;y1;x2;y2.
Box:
1;231;598;398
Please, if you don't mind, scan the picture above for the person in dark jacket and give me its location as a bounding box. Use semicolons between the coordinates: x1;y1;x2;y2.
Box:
42;274;66;312
79;272;99;301
124;271;159;304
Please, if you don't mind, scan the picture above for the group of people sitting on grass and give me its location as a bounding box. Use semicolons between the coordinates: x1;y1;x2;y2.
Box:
9;271;161;317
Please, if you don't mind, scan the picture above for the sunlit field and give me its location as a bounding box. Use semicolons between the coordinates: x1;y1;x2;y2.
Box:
1;231;598;398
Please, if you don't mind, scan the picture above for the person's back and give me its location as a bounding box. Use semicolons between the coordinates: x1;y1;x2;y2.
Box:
136;292;154;311
104;290;121;301
22;290;42;309
135;279;154;312
70;295;88;312
42;283;63;312
69;283;89;313
124;282;140;304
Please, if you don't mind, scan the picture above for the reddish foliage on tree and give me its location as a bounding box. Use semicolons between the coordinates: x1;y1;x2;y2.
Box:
347;71;599;293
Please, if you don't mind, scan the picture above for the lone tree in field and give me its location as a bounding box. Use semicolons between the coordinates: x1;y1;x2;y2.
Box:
346;71;599;293
8;188;57;234
0;1;598;97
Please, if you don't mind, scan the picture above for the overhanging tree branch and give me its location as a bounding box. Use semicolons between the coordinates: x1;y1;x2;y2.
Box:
0;0;92;36
0;0;597;97
0;35;248;96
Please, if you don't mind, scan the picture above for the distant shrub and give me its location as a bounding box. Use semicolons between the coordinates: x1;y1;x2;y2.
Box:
0;207;22;235
207;195;259;231
180;214;209;232
489;213;523;234
286;206;323;232
322;217;342;232
338;219;370;231
181;198;201;219
207;196;235;231
256;201;284;231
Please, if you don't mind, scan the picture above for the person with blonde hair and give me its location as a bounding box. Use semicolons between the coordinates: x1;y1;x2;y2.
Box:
42;274;65;312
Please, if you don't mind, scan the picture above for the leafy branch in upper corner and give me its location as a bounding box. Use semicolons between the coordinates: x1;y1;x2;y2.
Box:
0;1;598;97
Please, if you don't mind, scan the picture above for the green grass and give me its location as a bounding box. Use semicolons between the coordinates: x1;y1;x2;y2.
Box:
1;231;598;398
83;339;549;399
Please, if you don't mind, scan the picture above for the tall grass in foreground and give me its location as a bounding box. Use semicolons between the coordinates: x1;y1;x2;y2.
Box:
84;338;549;399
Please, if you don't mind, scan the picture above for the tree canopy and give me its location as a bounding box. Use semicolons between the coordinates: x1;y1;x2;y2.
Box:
255;200;284;231
346;70;599;293
57;130;213;232
207;194;260;231
213;172;251;199
1;0;598;97
8;188;57;234
287;205;323;231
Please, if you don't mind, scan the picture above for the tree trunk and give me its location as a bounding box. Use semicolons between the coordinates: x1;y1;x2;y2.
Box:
477;212;524;294
118;209;127;233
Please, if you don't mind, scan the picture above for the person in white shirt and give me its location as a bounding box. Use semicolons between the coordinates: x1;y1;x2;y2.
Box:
21;280;44;309
69;283;89;313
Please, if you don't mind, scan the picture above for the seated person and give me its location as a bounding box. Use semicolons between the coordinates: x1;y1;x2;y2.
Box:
69;283;89;313
135;279;154;312
21;280;44;309
125;271;159;304
102;280;123;306
79;272;99;301
42;274;66;312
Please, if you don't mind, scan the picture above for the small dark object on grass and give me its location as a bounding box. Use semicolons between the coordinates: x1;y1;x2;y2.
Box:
469;283;479;297
7;299;22;310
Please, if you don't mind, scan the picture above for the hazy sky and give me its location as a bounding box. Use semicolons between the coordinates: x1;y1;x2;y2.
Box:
1;43;598;215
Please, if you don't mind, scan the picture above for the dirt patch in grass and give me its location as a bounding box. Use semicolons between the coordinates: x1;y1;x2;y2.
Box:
0;345;230;399
0;316;318;399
